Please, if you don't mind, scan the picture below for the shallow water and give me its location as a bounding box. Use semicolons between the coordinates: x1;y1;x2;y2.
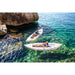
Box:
0;13;75;62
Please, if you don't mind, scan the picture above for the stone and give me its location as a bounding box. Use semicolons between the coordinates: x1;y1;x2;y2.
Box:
0;13;39;36
0;13;39;26
0;24;7;35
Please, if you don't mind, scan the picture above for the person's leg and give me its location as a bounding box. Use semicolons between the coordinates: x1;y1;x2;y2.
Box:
39;45;44;47
33;44;44;47
31;34;38;38
33;44;40;47
31;34;35;38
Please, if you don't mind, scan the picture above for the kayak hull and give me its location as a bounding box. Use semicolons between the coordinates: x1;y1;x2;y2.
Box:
26;29;43;42
24;43;62;51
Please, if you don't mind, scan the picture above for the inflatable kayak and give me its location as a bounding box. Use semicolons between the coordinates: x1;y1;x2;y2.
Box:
24;43;62;51
26;29;43;42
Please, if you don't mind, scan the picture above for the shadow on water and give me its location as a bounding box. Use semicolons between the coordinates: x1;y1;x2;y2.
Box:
7;22;57;35
7;22;39;34
39;51;75;62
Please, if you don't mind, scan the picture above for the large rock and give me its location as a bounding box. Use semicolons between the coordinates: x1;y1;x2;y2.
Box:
0;13;39;26
0;24;7;35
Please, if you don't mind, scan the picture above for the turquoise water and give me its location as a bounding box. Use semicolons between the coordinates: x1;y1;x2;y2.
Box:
0;13;75;62
38;13;75;49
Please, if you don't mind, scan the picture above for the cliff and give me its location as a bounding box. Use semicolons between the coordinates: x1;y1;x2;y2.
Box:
0;13;39;26
0;13;39;36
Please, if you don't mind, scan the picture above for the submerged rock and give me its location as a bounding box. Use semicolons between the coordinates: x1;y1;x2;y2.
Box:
0;32;23;55
0;41;23;55
7;33;23;40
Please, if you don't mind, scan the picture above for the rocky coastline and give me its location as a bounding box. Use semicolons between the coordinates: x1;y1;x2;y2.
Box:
0;13;39;36
0;13;39;56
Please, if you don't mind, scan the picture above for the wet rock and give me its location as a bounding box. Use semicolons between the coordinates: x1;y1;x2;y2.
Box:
0;24;7;35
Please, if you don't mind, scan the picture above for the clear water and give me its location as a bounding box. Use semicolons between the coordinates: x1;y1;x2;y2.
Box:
0;13;75;62
38;13;75;49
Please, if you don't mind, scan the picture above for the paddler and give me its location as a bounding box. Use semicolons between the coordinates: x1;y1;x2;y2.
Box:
33;41;49;47
31;30;39;38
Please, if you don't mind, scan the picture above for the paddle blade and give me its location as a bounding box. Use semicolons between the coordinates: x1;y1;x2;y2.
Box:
44;50;46;54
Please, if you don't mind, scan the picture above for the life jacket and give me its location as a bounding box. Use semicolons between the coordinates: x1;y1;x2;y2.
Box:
43;43;46;46
35;31;39;34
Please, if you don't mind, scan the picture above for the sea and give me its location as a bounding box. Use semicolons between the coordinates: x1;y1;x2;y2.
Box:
0;13;75;62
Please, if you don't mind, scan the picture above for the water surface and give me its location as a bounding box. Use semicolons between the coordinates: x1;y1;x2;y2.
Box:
0;13;75;62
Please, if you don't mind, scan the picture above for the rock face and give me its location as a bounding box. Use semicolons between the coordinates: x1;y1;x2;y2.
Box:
0;24;7;35
0;13;39;26
0;13;39;36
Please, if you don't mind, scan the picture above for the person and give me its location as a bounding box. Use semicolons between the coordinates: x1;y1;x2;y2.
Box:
31;30;39;38
33;41;49;47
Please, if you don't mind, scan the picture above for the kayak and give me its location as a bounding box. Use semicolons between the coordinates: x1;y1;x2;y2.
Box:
24;43;62;51
26;29;43;42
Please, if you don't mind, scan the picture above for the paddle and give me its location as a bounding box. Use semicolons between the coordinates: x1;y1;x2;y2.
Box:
40;33;46;54
44;50;46;54
43;47;46;54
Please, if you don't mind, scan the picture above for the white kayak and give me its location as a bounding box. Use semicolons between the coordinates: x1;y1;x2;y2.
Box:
24;43;62;51
26;29;43;42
